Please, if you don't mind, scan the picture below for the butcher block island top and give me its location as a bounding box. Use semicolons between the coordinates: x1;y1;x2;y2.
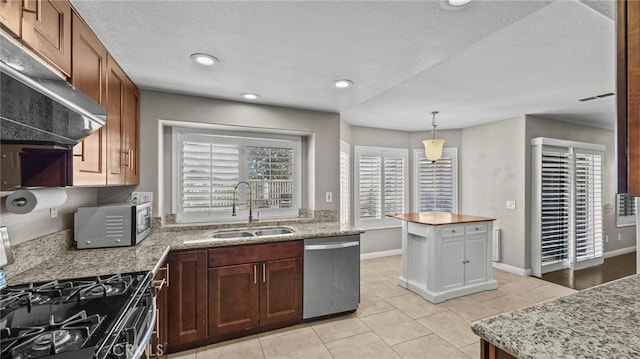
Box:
388;211;496;225
472;274;640;359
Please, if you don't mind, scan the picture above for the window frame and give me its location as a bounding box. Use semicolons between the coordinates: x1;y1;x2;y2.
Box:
353;145;408;229
172;127;302;223
412;147;458;213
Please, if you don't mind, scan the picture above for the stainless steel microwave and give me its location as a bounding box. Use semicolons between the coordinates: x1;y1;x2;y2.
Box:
74;202;152;249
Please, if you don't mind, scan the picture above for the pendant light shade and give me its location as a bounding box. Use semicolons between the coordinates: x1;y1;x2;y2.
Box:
423;138;445;162
423;111;445;162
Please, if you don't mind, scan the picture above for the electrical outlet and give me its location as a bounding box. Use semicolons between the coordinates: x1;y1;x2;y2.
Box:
131;192;153;204
605;235;609;243
618;233;622;241
50;208;58;219
325;192;333;203
506;200;516;210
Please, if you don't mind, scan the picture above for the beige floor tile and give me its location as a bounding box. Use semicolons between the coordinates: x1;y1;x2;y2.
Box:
257;323;309;339
439;296;501;321
196;337;264;359
466;288;505;301
260;327;332;359
512;283;577;302
355;292;396;318
168;349;197;359
460;341;481;359
392;334;469;359
361;280;410;299
360;309;432;346
481;294;536;313
417;311;479;349
310;314;371;343
385;293;449;319
325;331;402;359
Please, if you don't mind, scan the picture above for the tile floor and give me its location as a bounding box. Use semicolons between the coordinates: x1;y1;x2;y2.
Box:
168;255;577;359
541;252;637;290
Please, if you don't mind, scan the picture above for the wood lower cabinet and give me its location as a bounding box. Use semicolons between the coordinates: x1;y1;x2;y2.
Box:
166;241;303;354
71;12;107;185
21;0;71;76
167;250;208;351
480;340;517;359
0;0;22;37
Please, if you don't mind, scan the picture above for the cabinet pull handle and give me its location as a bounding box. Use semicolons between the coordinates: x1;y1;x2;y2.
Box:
463;260;470;264
253;264;257;284
165;263;169;288
152;278;166;291
124;150;130;167
262;263;266;283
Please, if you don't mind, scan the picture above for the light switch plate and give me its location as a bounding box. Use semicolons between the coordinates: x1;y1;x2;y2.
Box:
325;192;333;203
506;200;516;210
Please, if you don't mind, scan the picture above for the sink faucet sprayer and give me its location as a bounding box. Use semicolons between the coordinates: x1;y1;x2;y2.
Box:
232;181;253;225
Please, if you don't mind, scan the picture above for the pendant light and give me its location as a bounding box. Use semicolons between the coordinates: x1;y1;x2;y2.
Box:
423;111;445;163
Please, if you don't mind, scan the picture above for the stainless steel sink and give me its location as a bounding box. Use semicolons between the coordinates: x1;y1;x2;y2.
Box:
253;227;295;236
211;230;255;239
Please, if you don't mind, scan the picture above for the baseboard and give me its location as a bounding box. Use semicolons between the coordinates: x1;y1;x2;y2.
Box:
492;261;532;276
604;246;637;258
360;249;402;260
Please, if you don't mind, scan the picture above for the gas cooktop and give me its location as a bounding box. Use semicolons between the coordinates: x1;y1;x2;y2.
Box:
0;272;152;359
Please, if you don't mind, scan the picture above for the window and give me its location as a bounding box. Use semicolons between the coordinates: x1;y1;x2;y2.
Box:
413;148;458;213
617;193;637;227
531;138;605;276
340;141;350;225
354;146;408;229
173;128;301;223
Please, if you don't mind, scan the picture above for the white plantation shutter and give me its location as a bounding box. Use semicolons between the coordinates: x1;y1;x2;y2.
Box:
414;148;457;212
616;193;637;226
354;146;408;228
358;155;382;220
540;150;572;266
340;142;350;225
531;138;605;276
574;151;603;263
173;129;300;223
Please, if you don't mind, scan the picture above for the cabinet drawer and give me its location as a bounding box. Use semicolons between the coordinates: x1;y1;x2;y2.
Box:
441;226;464;237
466;224;487;235
208;241;302;267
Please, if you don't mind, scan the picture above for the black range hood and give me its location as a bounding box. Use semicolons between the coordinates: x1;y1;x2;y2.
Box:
0;32;106;190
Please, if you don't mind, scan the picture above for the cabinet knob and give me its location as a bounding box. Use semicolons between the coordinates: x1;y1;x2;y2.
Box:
452;230;456;233
475;227;479;230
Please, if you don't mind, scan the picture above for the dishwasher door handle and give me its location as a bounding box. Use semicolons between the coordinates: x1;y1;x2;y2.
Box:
305;241;359;251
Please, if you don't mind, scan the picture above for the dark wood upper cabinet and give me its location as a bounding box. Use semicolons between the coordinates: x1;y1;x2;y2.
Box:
167;250;208;350
71;12;107;185
21;0;72;77
0;0;22;37
617;0;640;196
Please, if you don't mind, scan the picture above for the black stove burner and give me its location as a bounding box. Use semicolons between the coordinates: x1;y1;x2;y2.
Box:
0;272;149;359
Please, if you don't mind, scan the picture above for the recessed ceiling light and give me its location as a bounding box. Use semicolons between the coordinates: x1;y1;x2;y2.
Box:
190;53;218;66
333;79;353;89
448;0;472;6
242;93;259;100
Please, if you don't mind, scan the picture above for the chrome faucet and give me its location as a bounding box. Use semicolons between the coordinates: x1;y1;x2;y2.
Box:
232;181;253;225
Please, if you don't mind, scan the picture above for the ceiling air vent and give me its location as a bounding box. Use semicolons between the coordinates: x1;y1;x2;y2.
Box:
578;92;615;102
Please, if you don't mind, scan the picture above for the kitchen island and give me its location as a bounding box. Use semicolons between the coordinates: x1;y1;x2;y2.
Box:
389;212;498;303
472;274;640;359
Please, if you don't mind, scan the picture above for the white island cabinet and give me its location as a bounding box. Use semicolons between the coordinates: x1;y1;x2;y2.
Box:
389;212;498;303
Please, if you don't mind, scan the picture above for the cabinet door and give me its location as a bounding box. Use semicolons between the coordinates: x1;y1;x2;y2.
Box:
440;236;465;291
208;263;259;337
105;54;126;185
465;236;488;285
21;0;71;76
123;79;140;185
167;250;208;349
260;258;302;327
0;0;22;37
71;12;107;185
627;0;640;195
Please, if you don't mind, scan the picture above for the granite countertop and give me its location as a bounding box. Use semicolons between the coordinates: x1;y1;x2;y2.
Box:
7;222;363;285
471;274;640;359
387;212;495;225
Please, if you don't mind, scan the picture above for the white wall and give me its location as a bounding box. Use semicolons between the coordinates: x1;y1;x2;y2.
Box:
138;90;341;218
0;188;98;245
460;116;527;269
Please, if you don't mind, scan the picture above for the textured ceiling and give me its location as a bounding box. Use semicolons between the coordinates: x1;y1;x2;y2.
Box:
70;0;616;131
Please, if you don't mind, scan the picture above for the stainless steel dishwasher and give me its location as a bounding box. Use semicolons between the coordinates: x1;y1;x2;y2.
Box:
303;235;360;319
